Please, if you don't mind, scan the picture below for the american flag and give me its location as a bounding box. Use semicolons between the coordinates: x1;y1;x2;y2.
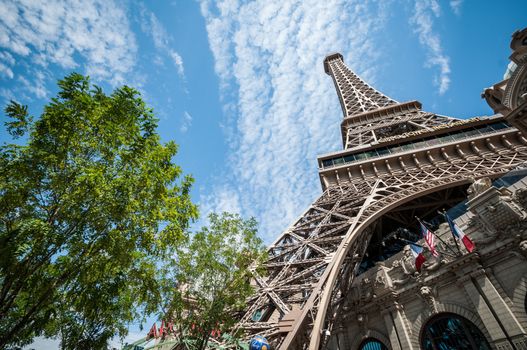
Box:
419;220;439;257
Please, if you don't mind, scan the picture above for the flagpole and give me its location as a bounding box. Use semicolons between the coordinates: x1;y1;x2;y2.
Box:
395;237;425;249
415;216;459;256
440;210;462;255
395;237;457;258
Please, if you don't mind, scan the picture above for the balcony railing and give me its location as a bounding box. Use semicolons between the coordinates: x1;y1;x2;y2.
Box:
320;121;512;170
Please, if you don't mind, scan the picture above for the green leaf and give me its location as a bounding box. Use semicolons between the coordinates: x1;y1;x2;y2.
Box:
4;100;33;138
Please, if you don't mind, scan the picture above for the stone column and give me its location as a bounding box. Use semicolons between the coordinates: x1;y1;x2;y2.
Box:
381;309;400;350
471;270;527;349
458;269;527;349
381;303;413;350
333;324;348;350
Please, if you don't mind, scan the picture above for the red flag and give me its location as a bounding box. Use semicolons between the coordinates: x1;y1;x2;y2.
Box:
211;327;221;338
410;244;426;272
159;320;165;338
146;323;158;340
445;212;475;252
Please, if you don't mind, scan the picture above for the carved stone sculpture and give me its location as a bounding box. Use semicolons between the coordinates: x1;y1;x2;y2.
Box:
360;278;374;303
467;177;492;200
419;285;438;314
400;245;418;275
514;187;527;211
519;240;527;258
467;214;498;244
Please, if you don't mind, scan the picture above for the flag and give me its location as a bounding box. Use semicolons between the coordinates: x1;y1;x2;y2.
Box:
410;243;426;272
146;323;158;340
419;219;439;257
445;212;475;252
159;320;165;338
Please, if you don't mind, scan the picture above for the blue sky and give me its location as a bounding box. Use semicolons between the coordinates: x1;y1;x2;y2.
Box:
1;0;526;347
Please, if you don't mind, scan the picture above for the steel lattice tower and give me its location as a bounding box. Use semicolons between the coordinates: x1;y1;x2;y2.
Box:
235;51;527;350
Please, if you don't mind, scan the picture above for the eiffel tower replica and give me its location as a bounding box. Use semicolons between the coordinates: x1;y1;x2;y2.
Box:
235;33;527;350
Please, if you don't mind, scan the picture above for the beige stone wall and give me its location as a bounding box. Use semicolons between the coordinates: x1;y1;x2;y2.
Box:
331;176;527;350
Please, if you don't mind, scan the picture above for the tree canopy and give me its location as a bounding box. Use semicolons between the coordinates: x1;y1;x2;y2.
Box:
0;73;198;349
164;212;266;350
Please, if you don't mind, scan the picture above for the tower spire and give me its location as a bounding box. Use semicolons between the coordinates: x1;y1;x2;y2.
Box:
323;53;455;150
324;53;397;118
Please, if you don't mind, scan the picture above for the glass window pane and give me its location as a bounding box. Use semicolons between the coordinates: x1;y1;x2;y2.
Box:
355;153;367;160
322;159;332;168
441;135;455;142
491;122;508;130
377;148;389;156
421;313;491;350
344;154;355;163
464;129;479;137
359;338;388;350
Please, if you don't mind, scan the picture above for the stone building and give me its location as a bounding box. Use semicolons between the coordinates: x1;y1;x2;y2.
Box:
235;28;527;350
333;171;527;350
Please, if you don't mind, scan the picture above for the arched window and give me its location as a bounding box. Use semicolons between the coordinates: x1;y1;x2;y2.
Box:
421;313;491;350
358;338;388;350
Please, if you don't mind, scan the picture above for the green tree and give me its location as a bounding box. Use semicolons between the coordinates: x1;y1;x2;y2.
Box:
0;73;198;349
166;212;265;350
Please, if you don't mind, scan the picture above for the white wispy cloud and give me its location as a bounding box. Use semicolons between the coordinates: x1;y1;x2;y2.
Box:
0;61;12;79
0;0;137;88
0;87;15;101
139;6;185;79
199;0;390;241
18;69;48;99
449;0;463;16
147;10;170;50
0;50;14;78
200;184;241;218
410;0;451;95
170;51;185;79
180;111;192;133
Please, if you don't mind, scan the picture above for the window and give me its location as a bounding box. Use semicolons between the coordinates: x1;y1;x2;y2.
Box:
421;313;491;350
358;338;388;350
320;121;512;170
355;153;367;160
463;129;479;137
334;157;344;165
322;159;333;168
491;122;509;130
251;309;263;321
479;126;493;134
344;154;356;162
401;143;414;151
441;135;456;142
377;148;390;156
